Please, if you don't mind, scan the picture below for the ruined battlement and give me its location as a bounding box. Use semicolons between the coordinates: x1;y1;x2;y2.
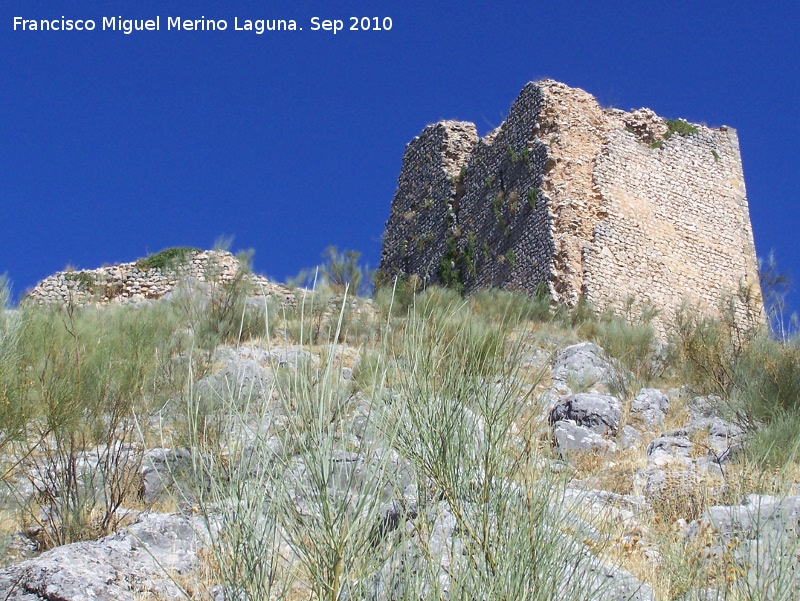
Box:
379;80;762;327
26;249;296;308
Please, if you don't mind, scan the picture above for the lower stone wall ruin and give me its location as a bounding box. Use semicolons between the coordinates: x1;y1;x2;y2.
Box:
27;250;296;308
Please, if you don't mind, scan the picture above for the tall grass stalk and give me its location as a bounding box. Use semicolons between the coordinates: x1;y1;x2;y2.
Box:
185;349;287;601
6;300;183;548
387;293;616;599
184;286;405;600
0;276;25;454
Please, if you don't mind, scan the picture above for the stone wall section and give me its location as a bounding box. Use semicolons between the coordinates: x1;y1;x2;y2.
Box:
27;250;296;307
457;83;552;294
585;125;760;326
380;79;763;327
380;85;553;296
379;121;477;286
536;80;615;305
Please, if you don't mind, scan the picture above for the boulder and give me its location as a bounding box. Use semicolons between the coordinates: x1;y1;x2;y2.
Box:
551;342;626;395
554;420;618;456
550;393;622;436
0;512;205;601
630;388;670;429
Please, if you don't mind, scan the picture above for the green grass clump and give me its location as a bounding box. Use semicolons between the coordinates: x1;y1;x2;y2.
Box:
63;271;98;290
135;246;200;271
664;118;699;139
583;298;662;396
437;237;465;295
527;186;539;209
469;285;552;324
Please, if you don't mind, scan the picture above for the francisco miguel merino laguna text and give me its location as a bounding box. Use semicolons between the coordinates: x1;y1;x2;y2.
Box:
13;16;394;34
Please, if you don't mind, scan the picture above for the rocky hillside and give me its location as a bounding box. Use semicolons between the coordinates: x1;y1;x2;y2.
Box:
0;272;798;600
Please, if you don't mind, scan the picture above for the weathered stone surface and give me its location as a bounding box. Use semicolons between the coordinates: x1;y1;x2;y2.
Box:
554;420;618;456
551;342;623;395
196;355;275;404
630;388;670;429
0;512;204;601
282;447;415;520
26;250;296;308
687;496;800;597
620;424;643;450
696;495;800;543
380;79;763;330
141;447;193;504
550;393;622;436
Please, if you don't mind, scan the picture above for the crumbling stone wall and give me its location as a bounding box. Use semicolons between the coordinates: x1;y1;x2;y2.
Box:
380;79;762;327
379;121;478;285
585;125;758;327
27;250;295;307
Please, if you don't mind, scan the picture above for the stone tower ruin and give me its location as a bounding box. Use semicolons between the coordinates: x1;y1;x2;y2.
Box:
379;80;762;326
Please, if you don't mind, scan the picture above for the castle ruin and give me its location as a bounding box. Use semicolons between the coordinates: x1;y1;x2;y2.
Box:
379;80;762;326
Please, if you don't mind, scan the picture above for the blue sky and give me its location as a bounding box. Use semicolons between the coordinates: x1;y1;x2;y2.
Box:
2;1;799;314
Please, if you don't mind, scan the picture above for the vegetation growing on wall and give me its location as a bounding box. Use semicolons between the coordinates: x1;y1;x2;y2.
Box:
63;271;99;291
135;246;200;271
664;118;699;139
437;236;465;294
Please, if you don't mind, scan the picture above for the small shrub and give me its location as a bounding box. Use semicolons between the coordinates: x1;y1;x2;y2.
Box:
743;409;800;467
568;296;598;331
179;250;258;349
321;246;369;295
759;251;796;341
291;246;372;298
437;237;464;295
135;246;200;271
374;274;420;319
669;298;757;397
527;187;539;209
664;118;699;139
0;276;25;451
734;336;800;429
464;232;478;278
63;271;98;291
588;299;662;395
10;301;184;548
492;191;504;220
668;287;800;467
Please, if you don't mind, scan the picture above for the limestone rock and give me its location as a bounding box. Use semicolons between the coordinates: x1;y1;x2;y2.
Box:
550;393;622;436
554;420;618;456
0;512;205;601
551;342;623;395
630;388;670;429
